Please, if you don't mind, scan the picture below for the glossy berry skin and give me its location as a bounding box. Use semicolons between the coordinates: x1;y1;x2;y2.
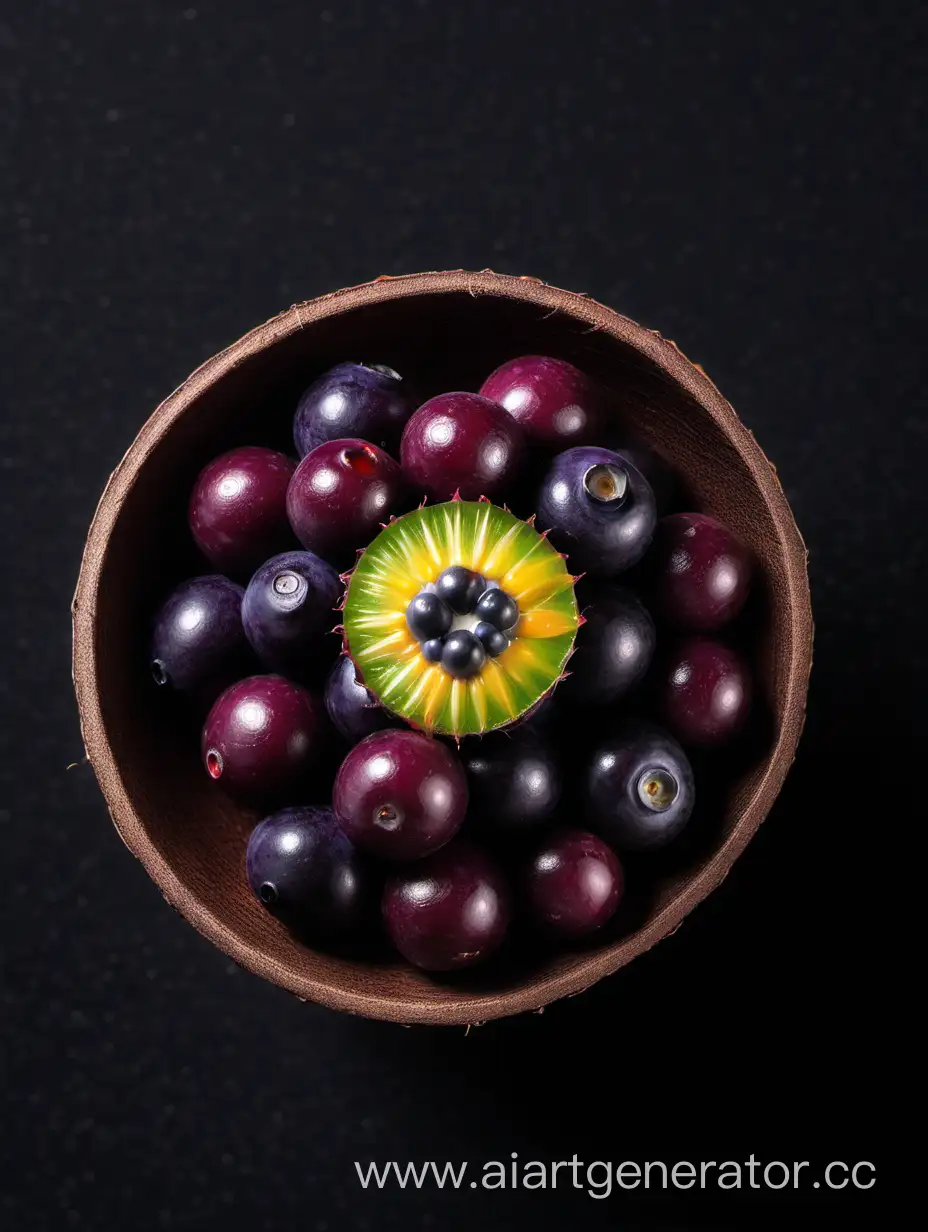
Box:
435;566;485;615
333;730;468;861
324;655;395;744
421;638;444;663
474;622;509;658
537;446;657;577
649;513;752;631
189;446;296;577
463;733;560;831
246;806;375;935
201;675;322;803
400;392;523;501
406;592;453;642
150;575;251;703
382;841;511;971
479;355;601;447
242;550;342;677
587;720;695;851
474;587;519;631
657;637;752;748
440;629;486;679
293;362;413;456
286;438;405;563
559;588;655;707
525;830;624;938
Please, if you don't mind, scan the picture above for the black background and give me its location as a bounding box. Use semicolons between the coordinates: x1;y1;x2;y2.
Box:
2;1;919;1227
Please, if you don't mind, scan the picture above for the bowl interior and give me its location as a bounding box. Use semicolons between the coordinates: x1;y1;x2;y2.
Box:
82;279;801;1023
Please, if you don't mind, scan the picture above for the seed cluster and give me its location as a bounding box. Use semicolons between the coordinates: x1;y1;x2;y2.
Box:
405;566;520;679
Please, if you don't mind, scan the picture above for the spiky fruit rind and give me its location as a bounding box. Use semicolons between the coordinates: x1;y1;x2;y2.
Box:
343;501;579;737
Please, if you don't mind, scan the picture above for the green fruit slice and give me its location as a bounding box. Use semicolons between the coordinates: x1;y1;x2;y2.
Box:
343;499;579;737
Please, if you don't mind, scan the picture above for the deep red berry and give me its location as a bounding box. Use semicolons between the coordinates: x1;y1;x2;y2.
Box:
383;841;510;970
189;446;296;577
524;830;623;938
201;675;323;803
658;636;752;747
286;438;405;563
649;513;752;631
333;730;468;860
400;392;523;501
479;355;602;446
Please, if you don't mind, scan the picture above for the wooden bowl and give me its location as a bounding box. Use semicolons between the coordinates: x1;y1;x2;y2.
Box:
72;270;812;1025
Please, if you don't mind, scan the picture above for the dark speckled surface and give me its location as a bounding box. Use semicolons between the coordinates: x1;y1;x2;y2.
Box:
2;1;918;1226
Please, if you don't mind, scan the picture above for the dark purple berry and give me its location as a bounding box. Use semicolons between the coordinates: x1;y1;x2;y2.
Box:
479;355;602;447
435;566;484;615
524;830;624;937
463;733;560;831
537;446;656;577
189;446;296;577
406;592;453;642
421;638;445;663
382;841;510;971
474;622;509;658
242;550;342;678
559;587;655;707
657;637;752;747
400;392;523;502
587;720;695;851
246;806;376;935
286;438;405;563
474;587;519;631
293;362;414;456
333;730;468;860
150;575;251;703
441;629;486;679
202;675;322;803
324;655;395;744
648;513;752;631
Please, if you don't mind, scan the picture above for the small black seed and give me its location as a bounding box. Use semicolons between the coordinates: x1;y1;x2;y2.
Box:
435;566;485;615
406;592;453;642
474;622;509;658
422;637;445;662
474;587;519;631
441;629;486;679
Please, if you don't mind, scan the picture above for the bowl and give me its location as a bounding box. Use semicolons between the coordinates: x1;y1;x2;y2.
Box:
72;269;812;1025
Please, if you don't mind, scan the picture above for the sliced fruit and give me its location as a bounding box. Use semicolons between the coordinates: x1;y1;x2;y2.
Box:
343;500;580;737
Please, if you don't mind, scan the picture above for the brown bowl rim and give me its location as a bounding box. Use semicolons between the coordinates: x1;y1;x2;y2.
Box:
72;269;813;1026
